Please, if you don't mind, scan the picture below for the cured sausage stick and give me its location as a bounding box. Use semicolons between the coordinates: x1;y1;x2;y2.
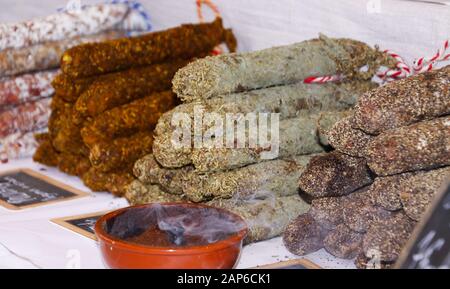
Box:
0;70;56;107
353;65;450;135
369;167;450;221
327;116;373;157
153;81;373;169
190;111;349;173
0;31;126;78
134;154;315;202
74;59;190;119
89;131;154;173
208;195;310;244
81;91;175;147
298;151;373;197
0;3;148;50
133;154;193;196
0;129;46;163
125;180;185;205
82;167;134;196
184;155;315;202
365;116;450;176
61;18;236;78
0;98;51;138
173;35;393;102
32;133;59;167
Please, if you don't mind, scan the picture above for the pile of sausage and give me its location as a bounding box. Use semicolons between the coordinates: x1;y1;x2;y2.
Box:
126;36;395;244
283;65;450;268
33;18;235;196
0;3;149;162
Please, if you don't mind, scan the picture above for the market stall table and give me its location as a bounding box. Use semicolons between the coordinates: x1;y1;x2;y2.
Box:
2;0;449;270
0;158;355;269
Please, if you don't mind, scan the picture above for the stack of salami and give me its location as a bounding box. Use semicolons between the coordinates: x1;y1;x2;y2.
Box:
283;65;450;268
126;35;396;244
33;18;236;196
0;2;151;163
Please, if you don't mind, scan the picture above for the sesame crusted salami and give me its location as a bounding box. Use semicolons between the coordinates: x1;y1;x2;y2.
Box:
354;253;394;269
368;175;404;211
316;110;352;147
342;190;393;233
173;35;392;102
365;169;450;215
282;213;329;256
328;116;373;157
298;151;373;198
0;98;51;138
353;65;450;135
362;212;416;262
323;224;364;259
0;31;126;78
0;70;56;107
309;196;344;230
365;116;450;176
0;3;147;50
396;167;450;221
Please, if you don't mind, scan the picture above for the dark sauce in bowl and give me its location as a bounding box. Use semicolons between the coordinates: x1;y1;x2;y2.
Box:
104;204;245;247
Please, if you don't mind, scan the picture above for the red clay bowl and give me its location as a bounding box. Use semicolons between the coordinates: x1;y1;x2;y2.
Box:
94;202;248;269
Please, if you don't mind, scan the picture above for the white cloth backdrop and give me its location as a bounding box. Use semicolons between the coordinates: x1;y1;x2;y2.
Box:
3;0;450;64
0;0;449;269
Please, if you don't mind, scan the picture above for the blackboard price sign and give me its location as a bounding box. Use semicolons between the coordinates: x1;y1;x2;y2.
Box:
51;211;109;240
0;169;88;210
396;179;450;269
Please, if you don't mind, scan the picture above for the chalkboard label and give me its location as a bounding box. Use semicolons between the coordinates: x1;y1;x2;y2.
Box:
0;169;88;210
396;179;450;269
51;211;109;240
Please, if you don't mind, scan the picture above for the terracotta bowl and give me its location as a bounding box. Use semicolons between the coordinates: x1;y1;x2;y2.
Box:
94;202;248;269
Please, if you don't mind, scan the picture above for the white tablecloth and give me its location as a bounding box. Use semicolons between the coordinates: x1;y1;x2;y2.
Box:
1;0;449;269
0;159;355;269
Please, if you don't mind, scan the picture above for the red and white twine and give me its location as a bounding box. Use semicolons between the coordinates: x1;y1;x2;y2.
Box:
413;39;450;74
304;39;450;84
303;75;343;84
375;50;411;81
